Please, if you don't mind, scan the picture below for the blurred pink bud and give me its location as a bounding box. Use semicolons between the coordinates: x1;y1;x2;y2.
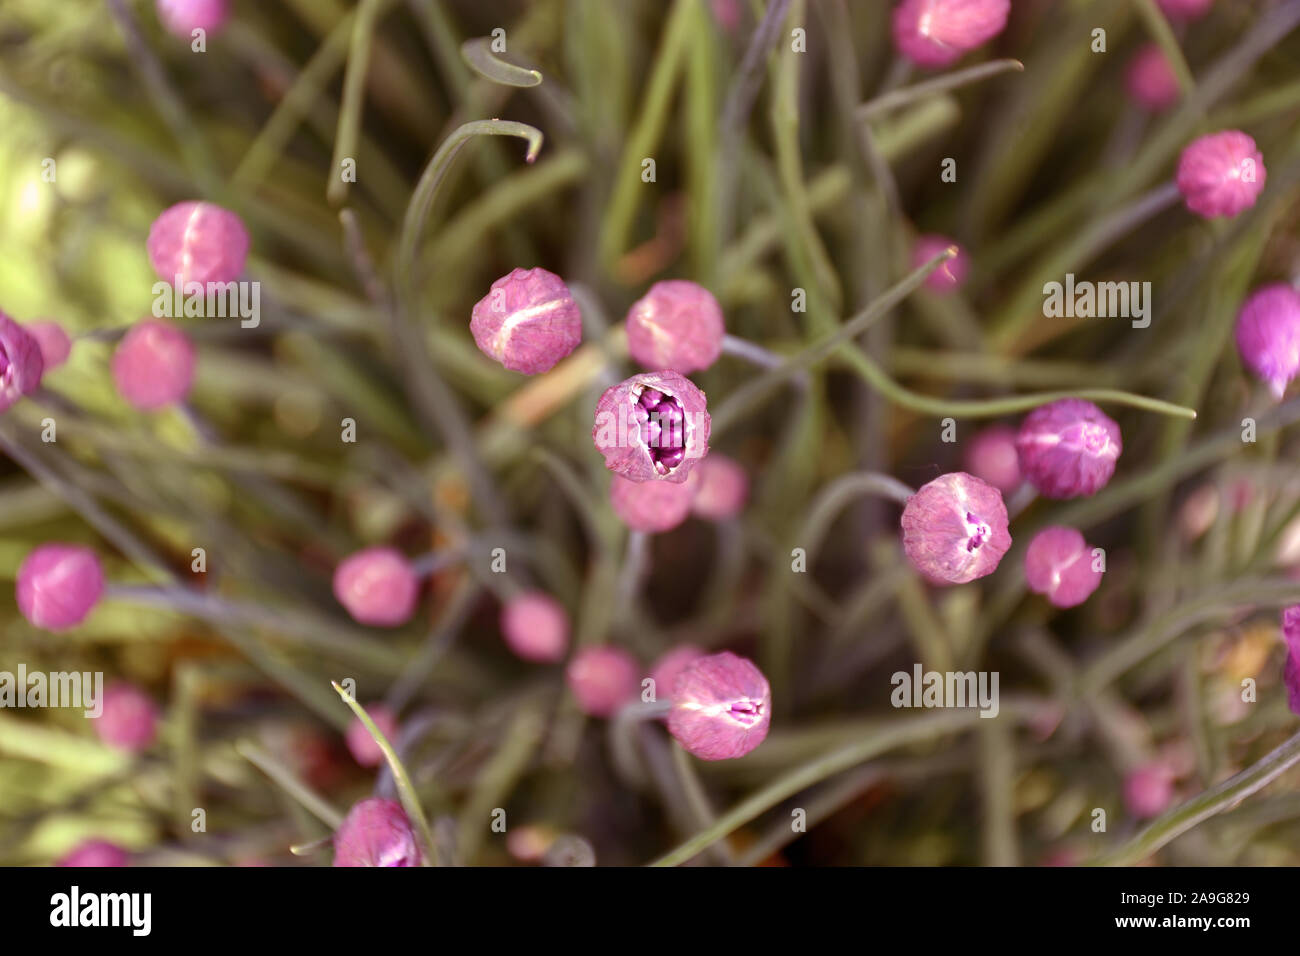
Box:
1285;651;1300;716
610;474;696;533
333;798;423;867
1176;130;1266;220
901;472;1011;585
344;704;398;767
649;644;706;703
667;651;771;760
332;547;419;627
16;543;105;631
625;280;725;374
712;0;742;31
912;235;969;293
892;0;1011;69
0;313;45;413
95;682;158;752
1125;44;1181;112
111;319;197;410
58;840;129;867
1178;484;1219;541
1023;526;1104;608
1156;0;1213;20
963;424;1021;493
1285;605;1300;657
469;267;582;375
157;0;229;38
147;200;249;286
1124;763;1176;819
593;371;712;483
24;320;72;373
501;590;570;663
686;453;749;520
1016;399;1122;499
565;646;639;717
1234;283;1300;400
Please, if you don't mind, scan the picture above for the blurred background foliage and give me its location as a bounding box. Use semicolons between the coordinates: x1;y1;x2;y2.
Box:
1;0;1300;866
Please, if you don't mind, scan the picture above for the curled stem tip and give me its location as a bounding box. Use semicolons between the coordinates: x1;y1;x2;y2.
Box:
461;37;543;87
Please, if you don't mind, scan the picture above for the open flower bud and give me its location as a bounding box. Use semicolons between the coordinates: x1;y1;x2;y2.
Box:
147;200;249;286
566;646;639;717
332;547;419;628
625;280;725;374
0;313;44;413
610;474;696;533
501;590;570;662
1023;526;1104;608
1176;130;1266;220
901;472;1011;585
892;0;1011;69
111;319;197;410
16;543;105;631
667;651;771;760
95;682;159;752
469;267;582;375
593;371;711;483
1016;399;1122;499
333;797;422;867
1234;283;1300;400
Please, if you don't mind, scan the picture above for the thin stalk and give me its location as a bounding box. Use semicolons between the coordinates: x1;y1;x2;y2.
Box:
857;59;1024;119
237;741;344;830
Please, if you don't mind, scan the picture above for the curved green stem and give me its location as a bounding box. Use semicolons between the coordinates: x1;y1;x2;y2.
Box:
460;37;543;87
858;58;1024;119
1094;728;1300;866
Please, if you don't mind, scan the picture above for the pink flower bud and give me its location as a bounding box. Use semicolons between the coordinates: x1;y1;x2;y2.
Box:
892;0;1011;69
147;200;249;286
593;371;712;483
900;472;1012;585
344;704;398;767
157;0;230;38
16;543;105;631
501;590;570;662
625;280;726;374
963;424;1021;493
470;268;583;375
912;235;969;293
332;547;419;628
1023;526;1103;608
712;0;742;32
1125;44;1181;112
1124;763;1175;819
333;797;423;867
111;319;197;410
686;453;748;520
610;474;696;533
649;644;706;703
58;840;129;867
565;646;639;717
1176;130;1266;220
667;651;771;760
95;682;159;752
25;320;72;373
1282;605;1300;659
1016;399;1122;499
1285;651;1300;717
0;313;44;413
1234;283;1300;400
1156;0;1213;20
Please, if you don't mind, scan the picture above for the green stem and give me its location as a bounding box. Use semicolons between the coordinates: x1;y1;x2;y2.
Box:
332;683;440;866
1094;729;1300;866
460;37;543;87
328;0;385;205
237;741;344;829
858;58;1024;119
